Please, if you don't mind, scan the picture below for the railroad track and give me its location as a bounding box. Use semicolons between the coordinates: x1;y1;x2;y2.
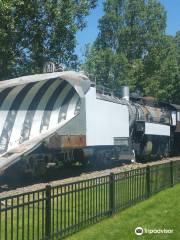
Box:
0;156;180;198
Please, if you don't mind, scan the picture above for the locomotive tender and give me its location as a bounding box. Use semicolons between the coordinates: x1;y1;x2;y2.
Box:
0;70;179;177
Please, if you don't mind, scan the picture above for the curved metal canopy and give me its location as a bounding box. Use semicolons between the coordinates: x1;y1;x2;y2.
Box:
0;71;90;173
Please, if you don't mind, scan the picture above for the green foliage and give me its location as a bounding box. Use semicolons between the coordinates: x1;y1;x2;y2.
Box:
84;44;139;92
83;0;180;104
143;35;180;103
175;31;180;65
0;0;97;80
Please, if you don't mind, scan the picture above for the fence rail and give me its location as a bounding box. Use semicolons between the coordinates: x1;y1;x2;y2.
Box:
1;160;180;240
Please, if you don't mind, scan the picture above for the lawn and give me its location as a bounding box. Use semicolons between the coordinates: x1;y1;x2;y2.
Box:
67;183;180;240
1;162;180;240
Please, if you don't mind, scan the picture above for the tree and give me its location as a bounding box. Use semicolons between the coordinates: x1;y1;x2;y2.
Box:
142;35;179;103
0;0;97;80
83;44;140;91
0;1;21;79
174;31;180;66
83;0;179;103
95;0;166;59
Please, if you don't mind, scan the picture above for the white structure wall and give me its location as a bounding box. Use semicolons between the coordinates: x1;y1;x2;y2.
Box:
145;122;170;136
85;87;129;146
171;111;176;126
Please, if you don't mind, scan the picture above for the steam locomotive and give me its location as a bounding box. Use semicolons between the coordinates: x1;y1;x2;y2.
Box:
0;68;179;178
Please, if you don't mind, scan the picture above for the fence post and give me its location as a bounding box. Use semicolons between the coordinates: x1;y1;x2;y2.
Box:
45;185;51;240
109;173;115;215
146;165;150;198
170;161;174;187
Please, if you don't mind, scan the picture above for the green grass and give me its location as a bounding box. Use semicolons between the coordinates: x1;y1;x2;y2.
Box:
1;162;180;240
67;183;180;240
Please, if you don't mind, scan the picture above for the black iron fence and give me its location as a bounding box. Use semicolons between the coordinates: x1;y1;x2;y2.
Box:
0;160;180;240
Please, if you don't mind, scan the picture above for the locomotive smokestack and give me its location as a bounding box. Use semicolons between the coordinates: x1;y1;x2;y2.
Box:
121;86;129;101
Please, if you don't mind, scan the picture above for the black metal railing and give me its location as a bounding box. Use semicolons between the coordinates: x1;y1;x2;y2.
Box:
0;160;180;240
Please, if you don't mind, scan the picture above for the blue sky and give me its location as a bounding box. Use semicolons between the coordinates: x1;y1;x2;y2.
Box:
75;0;180;60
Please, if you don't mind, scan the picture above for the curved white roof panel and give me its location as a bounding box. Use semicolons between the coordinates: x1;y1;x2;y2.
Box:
0;71;90;173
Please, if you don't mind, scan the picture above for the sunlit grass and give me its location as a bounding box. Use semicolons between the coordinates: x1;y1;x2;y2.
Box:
0;161;180;240
67;183;180;240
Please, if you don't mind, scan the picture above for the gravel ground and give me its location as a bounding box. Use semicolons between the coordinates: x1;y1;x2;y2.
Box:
0;156;180;199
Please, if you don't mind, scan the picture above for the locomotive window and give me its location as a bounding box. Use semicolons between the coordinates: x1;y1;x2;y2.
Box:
177;112;180;121
114;137;129;146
